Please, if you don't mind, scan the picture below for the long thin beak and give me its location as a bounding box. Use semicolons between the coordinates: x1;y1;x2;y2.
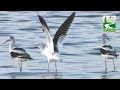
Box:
37;43;40;47
0;39;10;46
106;37;110;41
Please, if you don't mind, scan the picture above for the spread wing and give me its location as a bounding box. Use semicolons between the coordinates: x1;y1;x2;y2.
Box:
38;15;54;53
53;12;76;53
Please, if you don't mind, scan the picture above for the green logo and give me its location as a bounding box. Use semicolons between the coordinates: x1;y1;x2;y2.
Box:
103;16;116;32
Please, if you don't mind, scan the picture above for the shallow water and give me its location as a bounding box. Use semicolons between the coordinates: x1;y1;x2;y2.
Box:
0;11;120;79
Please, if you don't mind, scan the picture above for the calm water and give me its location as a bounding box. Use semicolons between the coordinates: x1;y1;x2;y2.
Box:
0;11;120;79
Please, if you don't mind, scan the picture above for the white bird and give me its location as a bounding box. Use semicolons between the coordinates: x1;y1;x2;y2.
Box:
37;12;75;72
100;33;119;72
1;35;32;72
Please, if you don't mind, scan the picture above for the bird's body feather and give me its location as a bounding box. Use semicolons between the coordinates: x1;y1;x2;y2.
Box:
37;12;76;71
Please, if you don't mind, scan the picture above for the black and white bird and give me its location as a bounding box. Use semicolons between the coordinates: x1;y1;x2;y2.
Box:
100;33;119;72
1;35;32;72
37;12;76;72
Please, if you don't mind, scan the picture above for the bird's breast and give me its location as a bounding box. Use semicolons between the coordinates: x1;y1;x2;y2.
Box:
43;51;59;61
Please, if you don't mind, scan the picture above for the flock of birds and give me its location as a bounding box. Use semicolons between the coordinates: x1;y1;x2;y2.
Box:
0;12;119;73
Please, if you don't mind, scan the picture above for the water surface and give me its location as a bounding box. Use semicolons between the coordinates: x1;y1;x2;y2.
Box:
0;11;120;79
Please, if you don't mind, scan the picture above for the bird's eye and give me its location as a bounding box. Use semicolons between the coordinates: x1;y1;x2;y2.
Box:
10;36;13;39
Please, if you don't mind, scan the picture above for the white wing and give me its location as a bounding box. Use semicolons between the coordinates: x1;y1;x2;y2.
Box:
38;42;45;54
38;15;54;53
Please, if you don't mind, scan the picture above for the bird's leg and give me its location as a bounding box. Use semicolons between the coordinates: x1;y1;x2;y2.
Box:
105;59;107;73
55;61;57;73
20;62;22;72
112;59;116;71
48;61;49;73
18;61;21;72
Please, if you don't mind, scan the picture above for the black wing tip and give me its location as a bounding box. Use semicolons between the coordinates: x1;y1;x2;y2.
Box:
29;58;35;61
37;14;40;18
37;14;45;32
28;56;33;60
37;14;44;21
29;58;32;61
66;12;76;22
72;12;76;16
37;12;76;19
116;54;119;56
70;12;76;18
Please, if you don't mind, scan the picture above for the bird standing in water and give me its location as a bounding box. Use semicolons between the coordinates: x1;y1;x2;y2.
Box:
1;35;32;72
100;33;119;72
37;12;76;72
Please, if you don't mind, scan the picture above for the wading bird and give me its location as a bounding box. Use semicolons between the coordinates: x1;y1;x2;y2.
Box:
1;35;32;72
100;33;119;72
37;12;75;72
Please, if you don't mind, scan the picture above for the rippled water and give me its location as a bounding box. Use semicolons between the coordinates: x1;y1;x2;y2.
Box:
0;11;120;79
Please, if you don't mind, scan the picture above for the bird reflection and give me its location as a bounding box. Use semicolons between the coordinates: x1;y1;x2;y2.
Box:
41;71;62;79
101;74;109;79
10;75;17;79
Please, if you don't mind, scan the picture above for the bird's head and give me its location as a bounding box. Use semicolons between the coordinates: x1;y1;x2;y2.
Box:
0;35;15;45
102;33;110;41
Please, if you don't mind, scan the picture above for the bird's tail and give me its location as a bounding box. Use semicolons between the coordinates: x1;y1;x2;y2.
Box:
114;49;119;58
115;54;119;58
29;57;35;61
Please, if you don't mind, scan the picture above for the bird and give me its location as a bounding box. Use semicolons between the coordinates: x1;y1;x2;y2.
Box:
37;12;76;72
100;33;119;72
0;35;32;72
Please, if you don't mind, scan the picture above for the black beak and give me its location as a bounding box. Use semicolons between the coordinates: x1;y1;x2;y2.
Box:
0;39;10;46
106;37;110;41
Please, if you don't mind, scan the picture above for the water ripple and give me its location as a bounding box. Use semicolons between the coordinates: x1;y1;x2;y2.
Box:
0;11;120;79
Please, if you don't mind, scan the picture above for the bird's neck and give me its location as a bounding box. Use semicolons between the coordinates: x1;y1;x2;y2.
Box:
101;37;106;45
38;42;44;53
9;40;15;52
